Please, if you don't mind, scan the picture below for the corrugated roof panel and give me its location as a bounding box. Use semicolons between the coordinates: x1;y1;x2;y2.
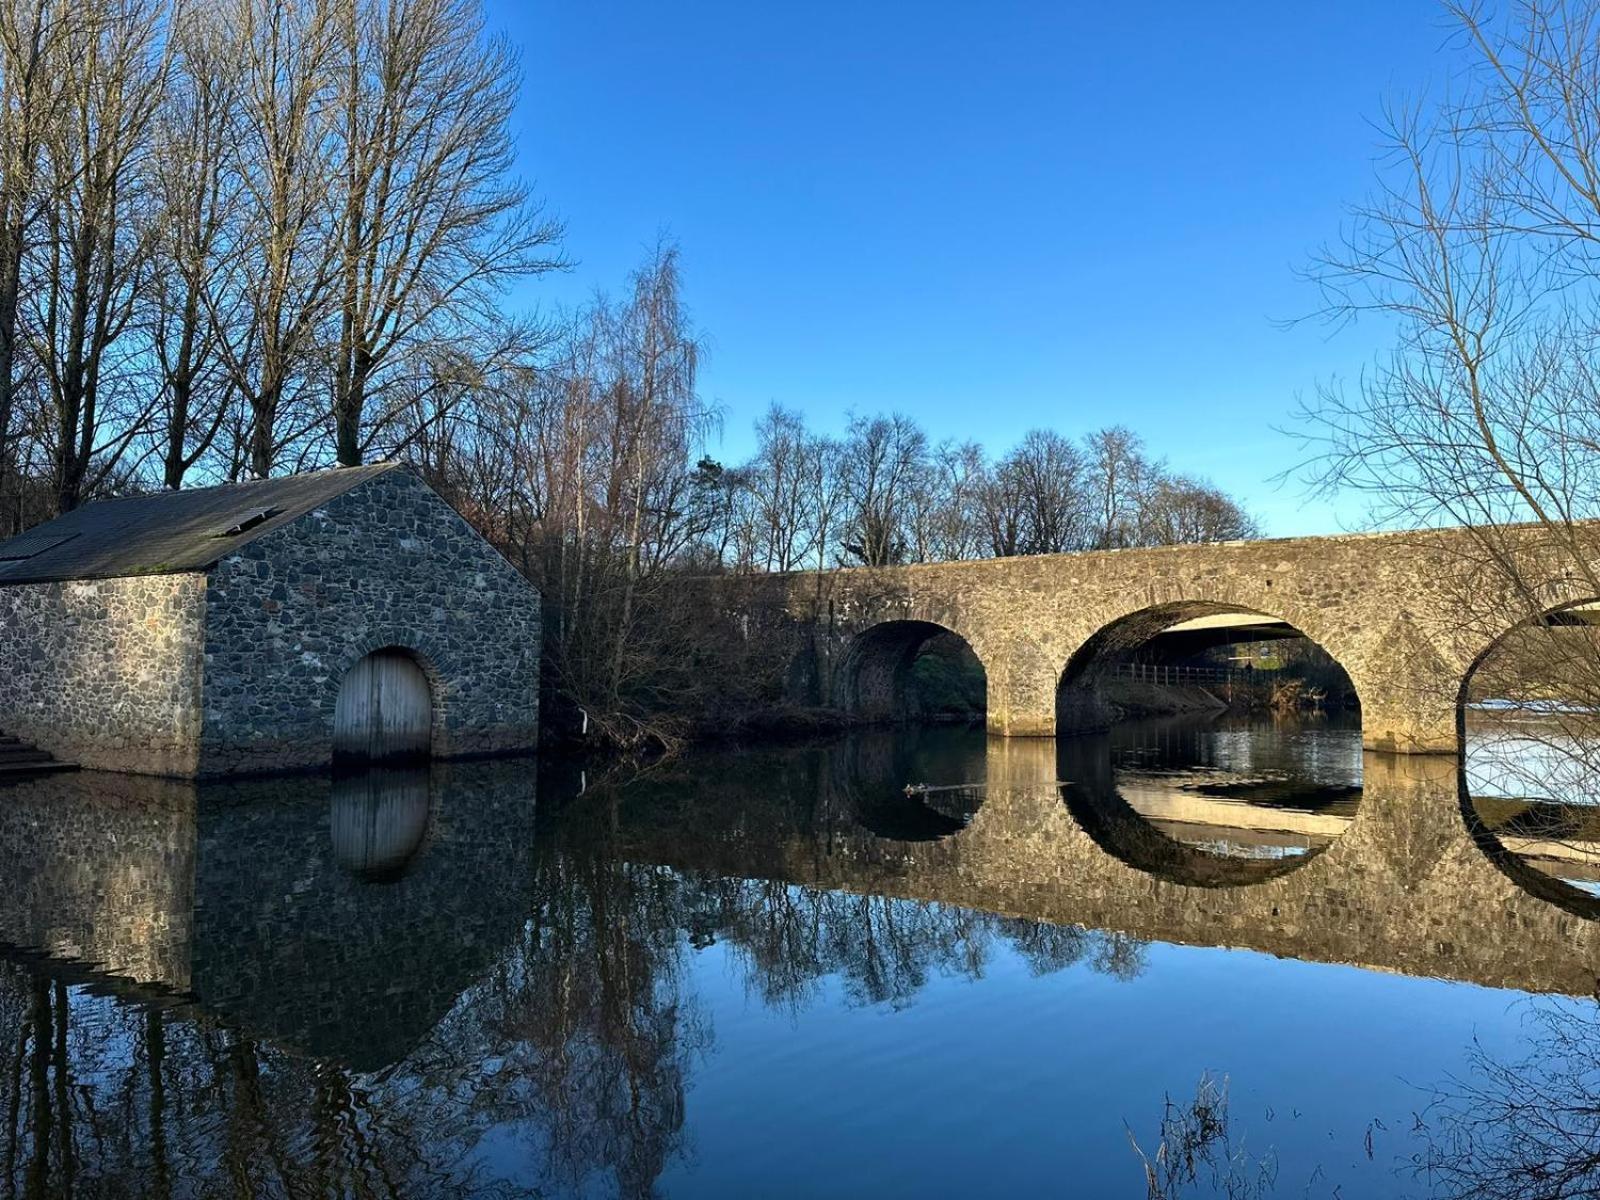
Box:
0;462;402;585
0;530;79;562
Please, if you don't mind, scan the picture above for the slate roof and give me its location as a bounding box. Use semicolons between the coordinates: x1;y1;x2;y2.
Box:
0;462;402;585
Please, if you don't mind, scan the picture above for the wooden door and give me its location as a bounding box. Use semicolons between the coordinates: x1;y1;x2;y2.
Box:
333;650;433;763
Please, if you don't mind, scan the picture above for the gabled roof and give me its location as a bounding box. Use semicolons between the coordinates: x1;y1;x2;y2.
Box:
0;462;403;585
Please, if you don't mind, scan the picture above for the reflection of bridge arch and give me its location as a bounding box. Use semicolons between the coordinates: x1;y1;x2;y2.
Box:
1457;595;1600;917
1055;729;1360;889
834;619;987;724
814;728;988;842
602;735;1600;994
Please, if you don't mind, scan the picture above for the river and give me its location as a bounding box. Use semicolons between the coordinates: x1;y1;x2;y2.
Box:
1;714;1597;1197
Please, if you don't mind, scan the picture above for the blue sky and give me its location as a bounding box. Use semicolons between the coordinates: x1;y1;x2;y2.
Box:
488;1;1456;536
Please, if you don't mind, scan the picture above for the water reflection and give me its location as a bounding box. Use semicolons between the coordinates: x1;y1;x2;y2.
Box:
4;722;1600;1196
1463;710;1600;914
1412;994;1600;1200
329;766;433;881
1061;715;1363;887
826;728;985;841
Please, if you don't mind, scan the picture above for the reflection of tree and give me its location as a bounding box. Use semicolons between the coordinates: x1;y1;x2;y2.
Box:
0;809;710;1200
0;744;1157;1199
0;957;529;1197
415;811;713;1200
1416;997;1600;1200
698;879;1149;1012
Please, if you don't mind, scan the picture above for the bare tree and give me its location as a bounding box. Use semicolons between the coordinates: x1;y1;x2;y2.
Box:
29;0;167;512
748;403;817;571
0;0;68;527
1084;425;1154;550
927;438;986;561
1143;475;1257;545
147;2;242;488
217;0;341;479
1302;0;1600;568
839;412;926;567
1007;428;1089;553
976;450;1027;557
325;0;561;467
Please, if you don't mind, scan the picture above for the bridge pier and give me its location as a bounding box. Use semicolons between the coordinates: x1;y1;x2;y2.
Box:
984;637;1059;738
1359;695;1459;755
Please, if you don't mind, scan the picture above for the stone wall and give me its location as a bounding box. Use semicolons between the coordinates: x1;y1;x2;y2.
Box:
201;468;540;775
0;761;539;1072
701;524;1600;753
0;575;206;774
189;761;537;1070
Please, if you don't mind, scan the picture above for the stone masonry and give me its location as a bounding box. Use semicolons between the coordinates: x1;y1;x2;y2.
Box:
611;736;1600;998
201;469;541;775
0;575;206;774
0;464;540;777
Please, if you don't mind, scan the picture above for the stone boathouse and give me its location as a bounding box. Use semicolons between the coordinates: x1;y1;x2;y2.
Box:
0;463;540;777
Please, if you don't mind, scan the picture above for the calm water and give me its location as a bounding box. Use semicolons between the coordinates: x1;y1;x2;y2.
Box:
3;715;1600;1198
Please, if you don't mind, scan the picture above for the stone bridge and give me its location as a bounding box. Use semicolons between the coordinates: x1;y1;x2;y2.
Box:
702;523;1600;753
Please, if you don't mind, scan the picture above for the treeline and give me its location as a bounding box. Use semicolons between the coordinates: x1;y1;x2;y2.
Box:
0;0;559;532
707;409;1257;573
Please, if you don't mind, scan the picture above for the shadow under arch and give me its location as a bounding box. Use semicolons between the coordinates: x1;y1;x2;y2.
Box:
1456;596;1600;918
1055;600;1362;734
1057;719;1363;888
834;619;987;725
826;727;988;842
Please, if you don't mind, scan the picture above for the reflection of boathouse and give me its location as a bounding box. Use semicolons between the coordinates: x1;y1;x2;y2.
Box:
0;463;540;776
0;763;538;1072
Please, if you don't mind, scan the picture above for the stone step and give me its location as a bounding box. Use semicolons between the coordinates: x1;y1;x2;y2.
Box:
0;759;76;777
0;731;78;778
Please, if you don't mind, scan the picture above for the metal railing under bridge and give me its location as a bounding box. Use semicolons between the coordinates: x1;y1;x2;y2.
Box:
1105;661;1254;689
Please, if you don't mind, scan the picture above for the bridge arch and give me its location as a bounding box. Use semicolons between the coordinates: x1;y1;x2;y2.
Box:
1053;599;1362;737
834;620;988;724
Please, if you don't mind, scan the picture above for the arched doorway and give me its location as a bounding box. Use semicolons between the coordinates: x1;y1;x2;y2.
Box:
333;648;434;765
